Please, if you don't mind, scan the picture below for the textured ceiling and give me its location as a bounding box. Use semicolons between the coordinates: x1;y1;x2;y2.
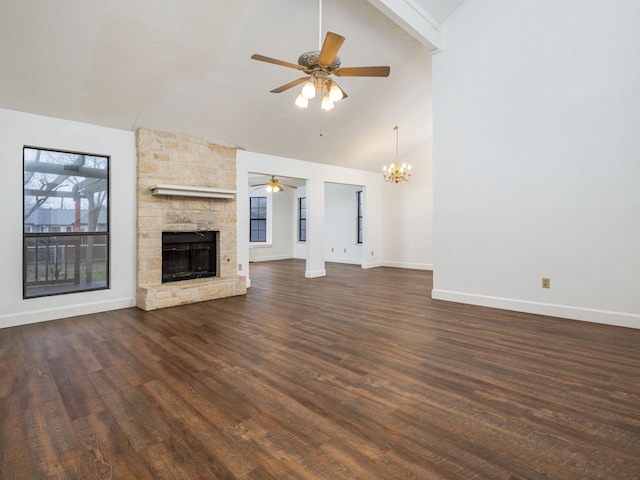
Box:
0;0;462;172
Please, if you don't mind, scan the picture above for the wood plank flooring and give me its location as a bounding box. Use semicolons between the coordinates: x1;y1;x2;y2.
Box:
1;259;639;479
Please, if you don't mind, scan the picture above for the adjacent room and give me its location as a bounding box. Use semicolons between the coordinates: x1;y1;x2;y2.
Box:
1;0;639;478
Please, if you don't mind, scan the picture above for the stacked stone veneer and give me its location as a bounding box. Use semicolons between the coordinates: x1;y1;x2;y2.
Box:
136;128;246;311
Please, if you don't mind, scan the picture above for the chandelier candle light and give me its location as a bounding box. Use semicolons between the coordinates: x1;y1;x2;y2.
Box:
383;126;411;183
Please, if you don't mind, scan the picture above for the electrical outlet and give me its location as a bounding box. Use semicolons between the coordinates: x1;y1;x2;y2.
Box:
343;248;347;253
542;277;550;288
238;264;242;271
331;247;334;252
371;250;374;256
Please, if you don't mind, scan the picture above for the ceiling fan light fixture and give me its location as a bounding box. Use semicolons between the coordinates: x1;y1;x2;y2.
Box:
251;175;296;192
321;92;334;110
329;83;343;102
301;80;316;99
295;93;309;108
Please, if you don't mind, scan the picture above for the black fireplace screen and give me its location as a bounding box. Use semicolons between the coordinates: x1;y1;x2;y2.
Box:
162;231;217;283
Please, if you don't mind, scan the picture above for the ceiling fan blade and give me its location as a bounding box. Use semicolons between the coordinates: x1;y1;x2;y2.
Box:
250;183;267;188
334;66;391;77
318;32;345;66
251;54;306;71
280;183;298;189
270;77;309;93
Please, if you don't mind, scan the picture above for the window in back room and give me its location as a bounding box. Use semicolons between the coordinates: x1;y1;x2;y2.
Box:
298;196;306;242
249;196;267;242
356;190;363;244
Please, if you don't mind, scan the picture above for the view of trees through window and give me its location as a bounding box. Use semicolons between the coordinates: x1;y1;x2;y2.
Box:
23;147;109;298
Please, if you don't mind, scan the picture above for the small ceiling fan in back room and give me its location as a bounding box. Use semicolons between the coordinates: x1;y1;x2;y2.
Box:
251;176;298;193
250;0;390;111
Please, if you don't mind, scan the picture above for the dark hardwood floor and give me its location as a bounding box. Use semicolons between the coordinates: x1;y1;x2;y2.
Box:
2;259;639;479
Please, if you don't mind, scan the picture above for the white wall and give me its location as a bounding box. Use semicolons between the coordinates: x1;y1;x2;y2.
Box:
250;183;366;265
0;108;137;328
237;151;383;285
382;138;433;270
432;0;640;328
325;183;363;265
249;187;296;262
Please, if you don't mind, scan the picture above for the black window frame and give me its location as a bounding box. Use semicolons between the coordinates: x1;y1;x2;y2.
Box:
356;190;364;244
298;197;307;242
249;196;267;243
23;146;110;299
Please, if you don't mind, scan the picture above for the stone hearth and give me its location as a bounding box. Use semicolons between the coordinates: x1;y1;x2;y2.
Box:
136;128;246;311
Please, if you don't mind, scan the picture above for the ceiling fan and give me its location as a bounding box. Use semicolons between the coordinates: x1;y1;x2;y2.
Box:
251;176;298;193
250;2;390;110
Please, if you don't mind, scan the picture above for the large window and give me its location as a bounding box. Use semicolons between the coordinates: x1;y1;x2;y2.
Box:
250;196;267;242
23;147;109;298
298;197;306;242
356;190;364;244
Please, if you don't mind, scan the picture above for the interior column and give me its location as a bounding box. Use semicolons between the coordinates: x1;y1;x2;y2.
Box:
305;177;326;278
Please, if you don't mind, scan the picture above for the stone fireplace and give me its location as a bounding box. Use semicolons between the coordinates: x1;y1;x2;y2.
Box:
136;128;246;311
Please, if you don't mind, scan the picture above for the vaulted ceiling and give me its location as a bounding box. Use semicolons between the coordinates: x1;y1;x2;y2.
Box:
0;0;464;172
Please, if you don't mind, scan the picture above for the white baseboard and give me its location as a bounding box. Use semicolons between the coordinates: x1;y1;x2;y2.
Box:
305;269;327;278
362;260;383;269
431;289;640;330
0;297;137;329
382;261;433;271
250;253;294;262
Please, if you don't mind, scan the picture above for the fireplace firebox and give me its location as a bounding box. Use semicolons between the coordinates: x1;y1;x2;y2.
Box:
162;231;218;283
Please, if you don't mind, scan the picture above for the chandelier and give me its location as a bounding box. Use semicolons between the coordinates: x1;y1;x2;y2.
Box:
383;126;411;183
